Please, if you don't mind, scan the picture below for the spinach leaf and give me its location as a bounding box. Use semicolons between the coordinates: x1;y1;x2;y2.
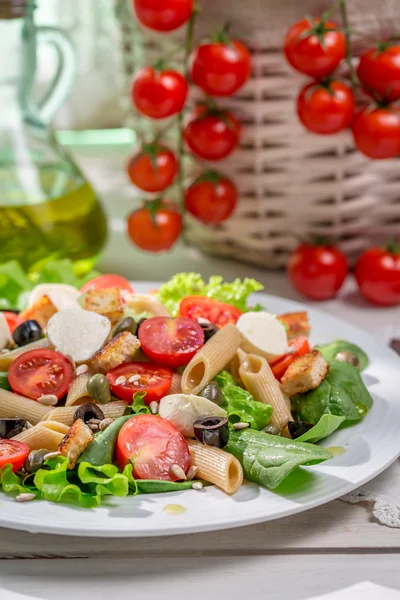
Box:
316;340;369;371
225;429;332;489
215;371;272;430
292;361;373;425
136;480;196;493
295;414;345;443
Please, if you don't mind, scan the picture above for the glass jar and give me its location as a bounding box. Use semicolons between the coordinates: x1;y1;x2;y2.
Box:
0;0;107;272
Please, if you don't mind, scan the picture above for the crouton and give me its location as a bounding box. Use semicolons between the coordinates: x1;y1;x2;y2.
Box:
58;418;93;469
89;331;140;373
278;312;310;340
281;350;329;396
83;287;123;323
19;295;58;329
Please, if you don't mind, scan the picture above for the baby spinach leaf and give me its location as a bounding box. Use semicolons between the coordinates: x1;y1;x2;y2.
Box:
316;340;369;371
136;480;196;494
225;429;332;489
295;414;345;443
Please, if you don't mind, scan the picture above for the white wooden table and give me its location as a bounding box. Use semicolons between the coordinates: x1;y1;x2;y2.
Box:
1;143;399;600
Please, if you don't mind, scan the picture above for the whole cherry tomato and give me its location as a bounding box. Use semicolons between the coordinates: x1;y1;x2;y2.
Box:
355;242;400;306
127;144;177;193
190;40;251;97
284;18;345;78
287;243;349;301
351;106;400;159
357;45;400;102
127;200;182;252
80;274;134;294
131;66;188;120
133;0;193;32
184;105;240;161
297;81;355;135
184;171;237;224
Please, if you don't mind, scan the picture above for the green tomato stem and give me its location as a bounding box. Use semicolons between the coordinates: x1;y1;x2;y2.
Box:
338;0;359;91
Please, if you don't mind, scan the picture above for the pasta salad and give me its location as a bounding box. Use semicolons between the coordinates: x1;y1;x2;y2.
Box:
0;266;372;508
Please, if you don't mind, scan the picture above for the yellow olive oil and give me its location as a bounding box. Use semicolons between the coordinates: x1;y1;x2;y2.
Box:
326;446;345;457
163;504;187;515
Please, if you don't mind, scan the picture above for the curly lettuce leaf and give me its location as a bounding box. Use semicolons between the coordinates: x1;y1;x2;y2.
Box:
34;259;99;289
128;391;151;414
0;464;39;496
157;272;264;316
215;370;272;430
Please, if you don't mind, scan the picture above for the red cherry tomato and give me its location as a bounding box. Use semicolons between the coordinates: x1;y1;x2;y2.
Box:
127;201;182;252
138;316;204;368
287;243;349;301
0;440;30;473
116;414;190;480
131;66;188;120
351;107;400;159
190;40;251;97
133;0;193;32
184;106;240;161
284;18;345;78
179;296;242;328
127;144;177;193
270;337;311;381
297;81;355;135
185;171;237;224
357;46;400;102
80;274;134;294
8;349;73;401
355;244;400;306
2;311;22;333
107;362;173;404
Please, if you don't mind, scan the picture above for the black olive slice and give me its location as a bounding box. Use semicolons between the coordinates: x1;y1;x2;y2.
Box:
73;403;105;425
0;418;27;439
199;321;218;342
12;320;42;347
193;416;229;448
288;420;314;439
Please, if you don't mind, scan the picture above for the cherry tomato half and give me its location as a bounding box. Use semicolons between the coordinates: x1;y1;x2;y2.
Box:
284;18;345;79
351;107;400;160
297;81;355;135
287;243;349;301
270;336;311;381
179;296;242;328
355;244;400;306
184;105;240;161
80;274;134;294
116;414;190;480
190;40;251;97
0;440;30;473
127;144;178;193
8;349;73;401
357;46;400;103
138;316;204;368
107;362;173;404
2;311;22;333
127;201;182;252
131;66;188;120
185;171;237;224
133;0;193;32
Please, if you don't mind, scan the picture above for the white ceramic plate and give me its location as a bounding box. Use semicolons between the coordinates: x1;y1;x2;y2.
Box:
1;285;399;537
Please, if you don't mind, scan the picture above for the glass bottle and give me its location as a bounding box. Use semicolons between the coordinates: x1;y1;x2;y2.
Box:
0;0;107;273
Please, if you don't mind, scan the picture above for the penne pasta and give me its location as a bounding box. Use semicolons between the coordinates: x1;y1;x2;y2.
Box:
228;348;247;384
40;401;127;426
13;421;70;451
66;373;91;407
181;324;241;395
187;439;243;494
0;338;52;371
169;373;182;395
239;353;292;435
0;388;52;424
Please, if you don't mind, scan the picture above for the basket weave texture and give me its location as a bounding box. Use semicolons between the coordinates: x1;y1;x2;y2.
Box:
116;0;400;268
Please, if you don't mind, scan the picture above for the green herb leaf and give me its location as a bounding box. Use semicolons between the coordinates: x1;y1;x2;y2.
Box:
295;414;345;443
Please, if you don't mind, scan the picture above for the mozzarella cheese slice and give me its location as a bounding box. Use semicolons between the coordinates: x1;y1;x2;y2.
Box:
159;394;227;437
29;284;80;311
0;313;11;351
236;311;289;360
47;308;111;362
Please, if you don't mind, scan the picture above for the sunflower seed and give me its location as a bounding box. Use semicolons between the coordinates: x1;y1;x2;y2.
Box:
88;418;102;425
149;401;159;414
192;482;203;490
170;464;187;481
115;375;127;386
232;422;250;430
76;364;89;376
43;451;61;461
88;423;99;431
186;466;198;481
37;394;58;406
0;349;10;354
99;418;113;431
16;493;36;503
129;374;141;383
197;317;211;326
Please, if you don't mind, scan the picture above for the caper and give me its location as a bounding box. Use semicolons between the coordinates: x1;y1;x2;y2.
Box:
263;424;281;436
199;381;223;406
86;374;111;405
112;316;137;338
24;449;50;474
335;351;360;369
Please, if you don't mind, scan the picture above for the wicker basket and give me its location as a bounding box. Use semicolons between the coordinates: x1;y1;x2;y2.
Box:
115;0;400;268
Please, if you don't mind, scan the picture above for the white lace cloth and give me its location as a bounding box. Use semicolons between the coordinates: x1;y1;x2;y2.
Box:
341;459;400;528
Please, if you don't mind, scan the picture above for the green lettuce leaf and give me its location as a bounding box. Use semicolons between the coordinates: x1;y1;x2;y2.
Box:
0;464;39;496
225;429;333;489
157;272;264;316
0;372;10;391
215;371;272;430
129;391;151;414
295;414;345;443
34;259;99;289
